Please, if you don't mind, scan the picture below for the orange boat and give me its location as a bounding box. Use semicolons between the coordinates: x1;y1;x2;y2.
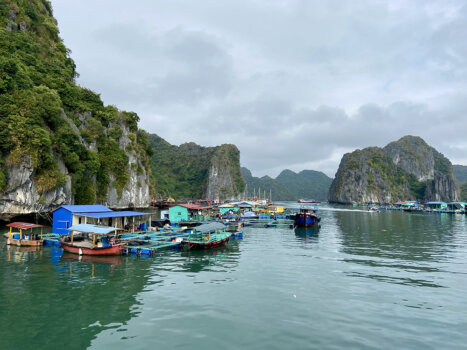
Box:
59;224;126;256
3;222;48;247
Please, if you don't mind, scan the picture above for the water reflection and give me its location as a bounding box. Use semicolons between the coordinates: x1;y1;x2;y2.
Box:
4;243;42;262
0;239;155;350
335;210;458;262
179;242;240;273
60;252;123;266
294;226;320;243
332;209;464;289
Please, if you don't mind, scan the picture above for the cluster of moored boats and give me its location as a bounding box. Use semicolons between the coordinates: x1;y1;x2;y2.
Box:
367;201;467;214
2;202;321;257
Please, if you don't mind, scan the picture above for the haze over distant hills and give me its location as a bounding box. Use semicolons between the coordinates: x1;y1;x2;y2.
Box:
453;165;467;183
241;168;333;201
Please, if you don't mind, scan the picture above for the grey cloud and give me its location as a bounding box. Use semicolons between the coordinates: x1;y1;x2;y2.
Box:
51;0;467;177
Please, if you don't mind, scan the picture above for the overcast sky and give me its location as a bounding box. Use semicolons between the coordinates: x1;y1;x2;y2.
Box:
52;0;467;178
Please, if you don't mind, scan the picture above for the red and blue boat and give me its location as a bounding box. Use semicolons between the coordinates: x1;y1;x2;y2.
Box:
293;208;321;228
59;224;126;256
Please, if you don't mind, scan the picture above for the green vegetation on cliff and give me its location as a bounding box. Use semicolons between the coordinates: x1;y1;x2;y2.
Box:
0;0;151;202
149;134;244;200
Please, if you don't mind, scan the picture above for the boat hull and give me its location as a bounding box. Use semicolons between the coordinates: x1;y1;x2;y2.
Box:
59;240;126;256
181;236;230;250
3;233;43;247
294;214;320;227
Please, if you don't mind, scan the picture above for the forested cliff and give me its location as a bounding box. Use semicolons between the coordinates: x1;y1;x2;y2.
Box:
149;134;244;200
0;0;152;218
328;136;458;204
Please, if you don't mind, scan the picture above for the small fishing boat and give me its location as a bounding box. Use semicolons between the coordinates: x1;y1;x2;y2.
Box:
298;199;320;204
294;208;321;227
59;224;126;256
181;222;232;250
3;222;48;246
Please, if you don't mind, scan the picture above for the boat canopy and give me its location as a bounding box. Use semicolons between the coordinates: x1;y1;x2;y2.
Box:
6;222;48;229
75;211;151;218
67;224;121;235
241;211;258;217
193;222;226;233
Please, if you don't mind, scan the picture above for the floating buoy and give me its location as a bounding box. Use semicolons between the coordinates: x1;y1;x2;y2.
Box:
78;248;83;255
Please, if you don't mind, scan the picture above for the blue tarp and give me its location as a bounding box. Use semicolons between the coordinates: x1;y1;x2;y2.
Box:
75;211;152;218
68;224;120;235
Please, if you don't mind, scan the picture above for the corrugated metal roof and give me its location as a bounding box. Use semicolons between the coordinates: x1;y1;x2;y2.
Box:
58;205;112;213
6;222;48;229
78;211;152;218
68;224;120;234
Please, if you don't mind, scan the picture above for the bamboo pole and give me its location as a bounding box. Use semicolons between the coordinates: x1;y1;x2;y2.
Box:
93;234;96;248
9;226;12;238
40;227;43;240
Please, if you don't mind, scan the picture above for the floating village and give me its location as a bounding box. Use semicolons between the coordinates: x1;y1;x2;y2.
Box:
3;196;466;259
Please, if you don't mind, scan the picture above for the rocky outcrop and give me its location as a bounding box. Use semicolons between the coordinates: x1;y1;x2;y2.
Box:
328;136;458;204
0;156;72;220
205;145;244;200
104;121;150;208
384;137;434;181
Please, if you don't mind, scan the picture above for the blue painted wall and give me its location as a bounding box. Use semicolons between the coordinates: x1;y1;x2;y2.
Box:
52;207;72;235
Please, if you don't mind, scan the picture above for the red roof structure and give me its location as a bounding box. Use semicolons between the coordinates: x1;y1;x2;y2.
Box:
6;222;48;230
179;204;210;210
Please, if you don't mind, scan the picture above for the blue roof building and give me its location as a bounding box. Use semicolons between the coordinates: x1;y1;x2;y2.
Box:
52;205;151;234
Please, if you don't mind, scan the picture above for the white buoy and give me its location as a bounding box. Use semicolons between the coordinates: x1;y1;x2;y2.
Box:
79;248;83;255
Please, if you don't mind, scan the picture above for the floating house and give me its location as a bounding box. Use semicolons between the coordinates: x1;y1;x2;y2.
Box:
168;204;208;223
447;202;467;212
425;201;447;210
219;204;239;215
52;205;152;235
266;204;284;214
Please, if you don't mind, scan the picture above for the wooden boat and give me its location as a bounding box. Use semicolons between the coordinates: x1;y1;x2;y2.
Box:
59;224;126;256
3;222;48;246
181;222;232;250
294;208;321;227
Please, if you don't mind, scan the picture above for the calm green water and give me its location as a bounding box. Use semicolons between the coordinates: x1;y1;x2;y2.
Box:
1;204;466;350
